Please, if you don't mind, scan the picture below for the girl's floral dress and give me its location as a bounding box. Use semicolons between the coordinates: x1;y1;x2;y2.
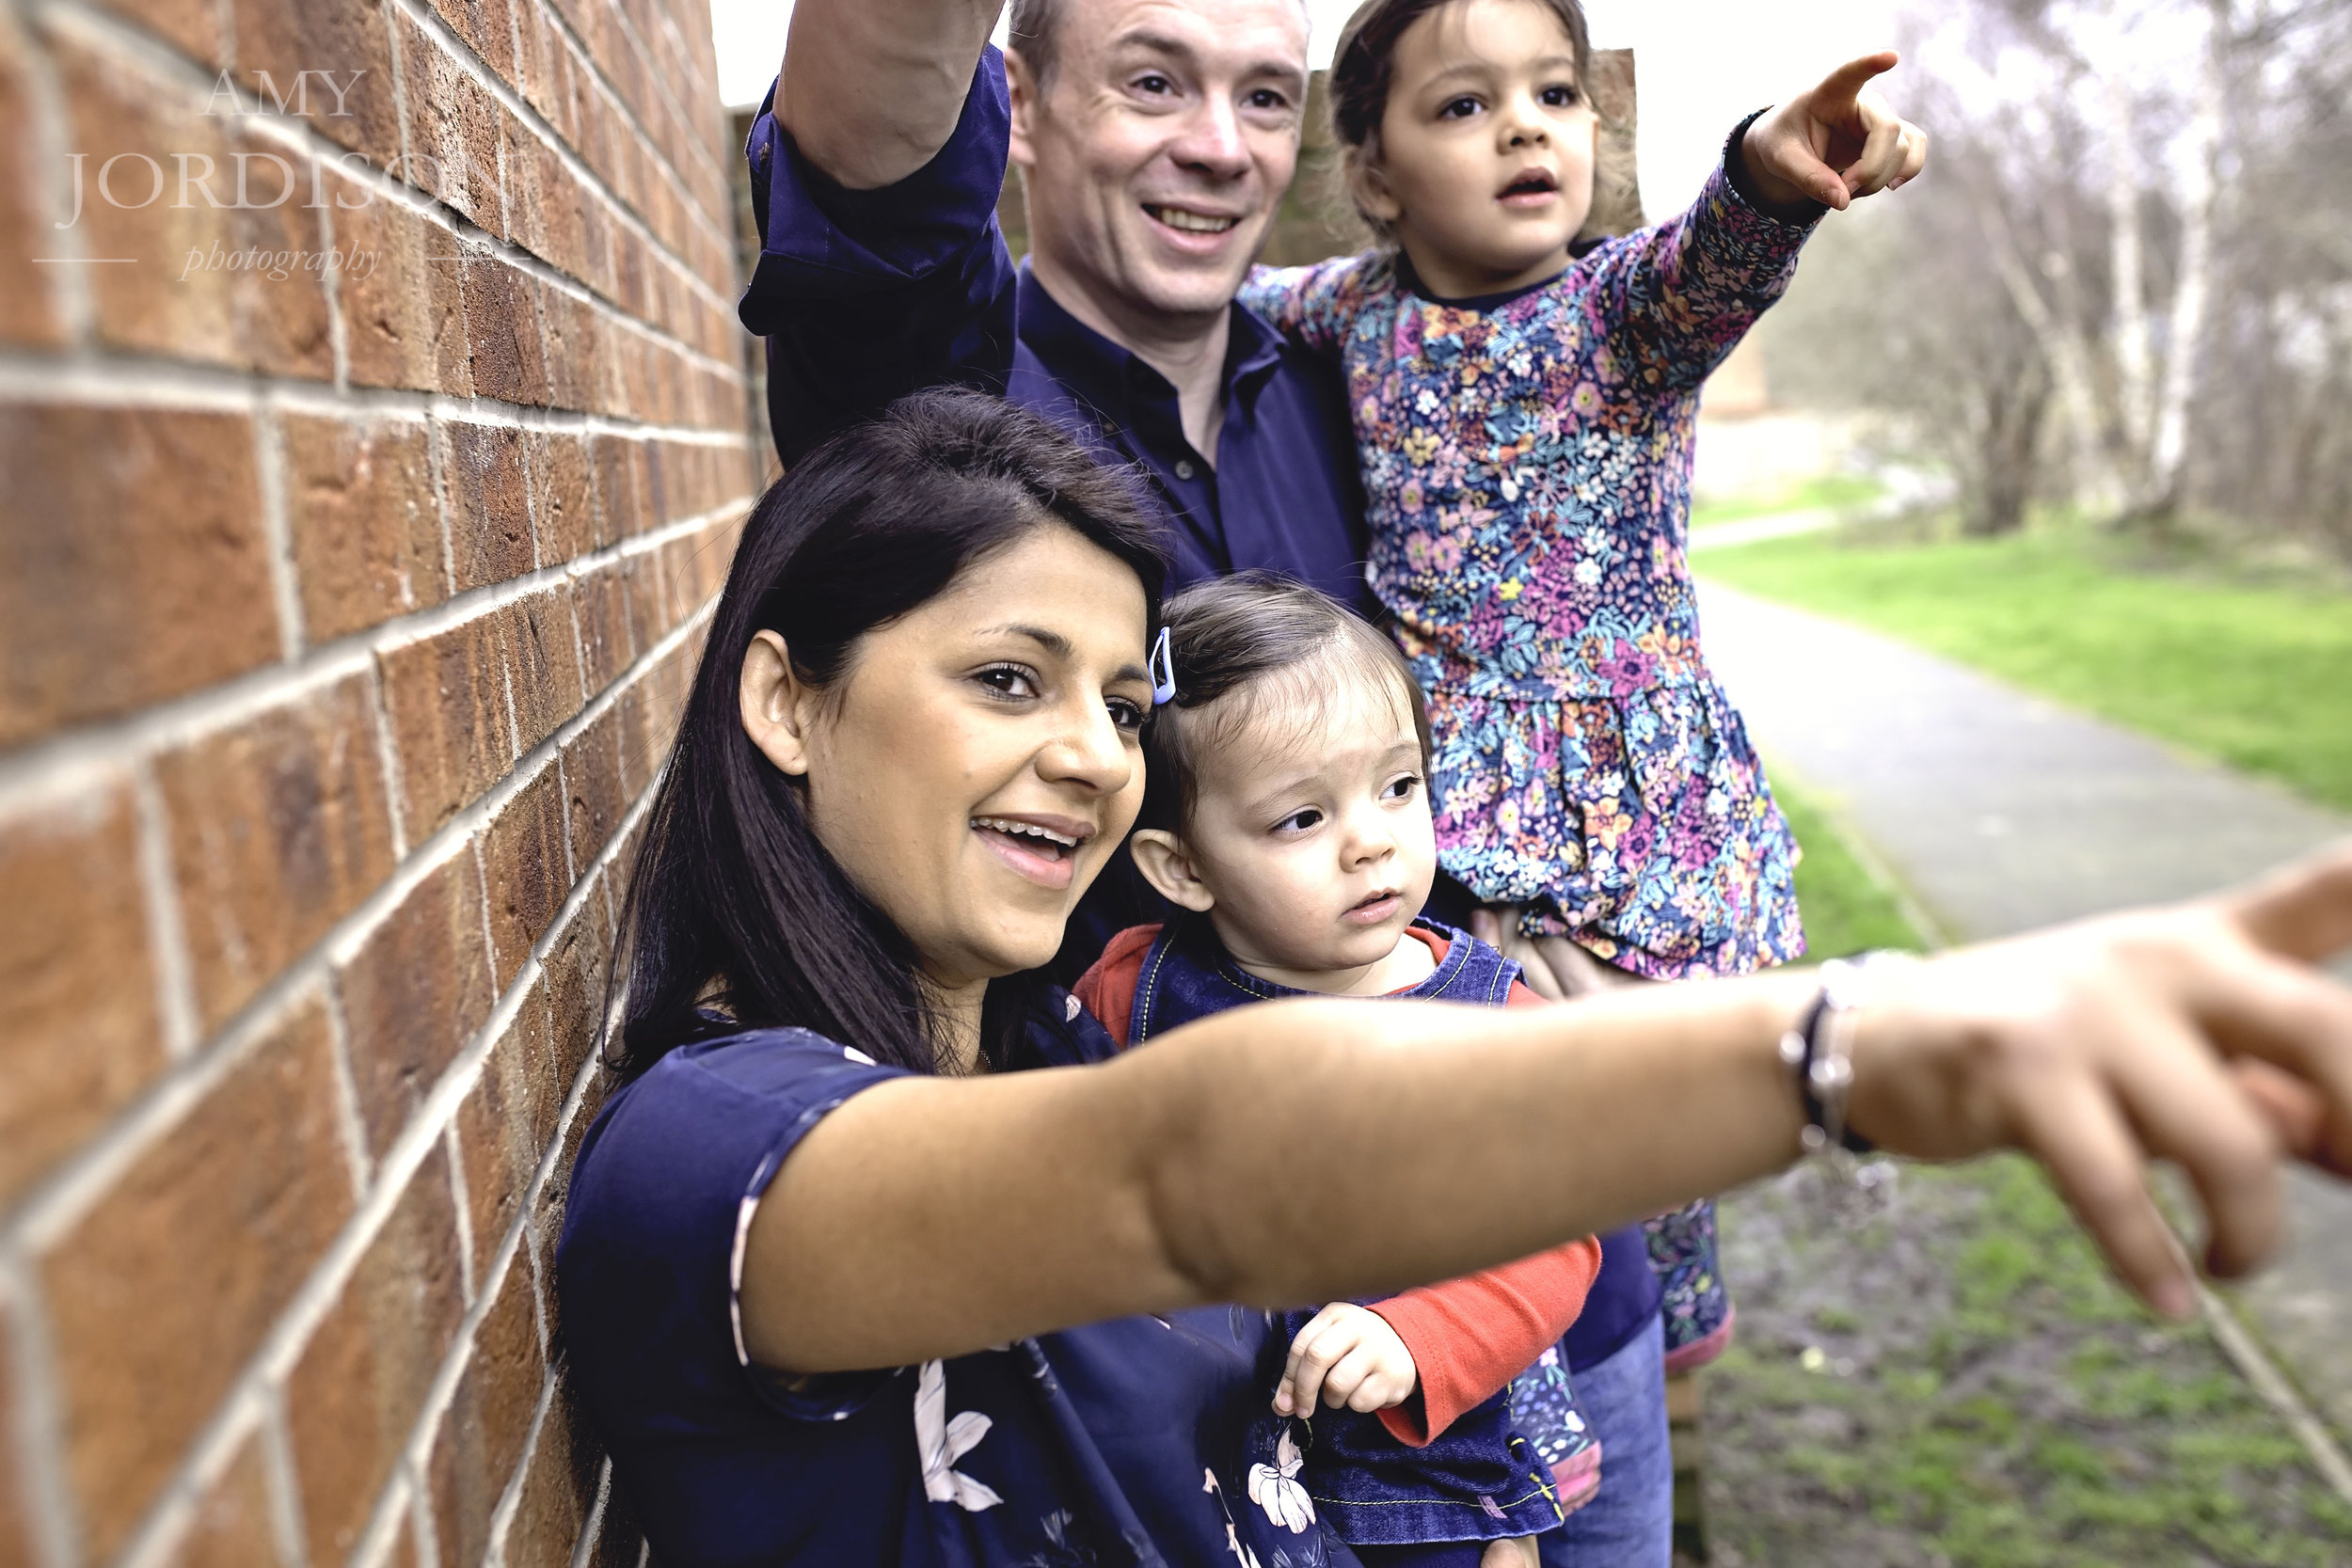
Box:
1240;156;1820;1370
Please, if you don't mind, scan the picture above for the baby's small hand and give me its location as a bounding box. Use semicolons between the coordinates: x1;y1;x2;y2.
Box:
1272;1302;1419;1417
1479;1536;1541;1568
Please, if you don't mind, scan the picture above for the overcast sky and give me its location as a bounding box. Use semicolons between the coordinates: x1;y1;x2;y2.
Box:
708;0;1909;218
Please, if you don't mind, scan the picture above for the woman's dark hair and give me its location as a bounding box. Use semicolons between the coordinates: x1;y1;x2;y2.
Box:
607;388;1168;1080
1140;573;1432;835
1327;0;1596;241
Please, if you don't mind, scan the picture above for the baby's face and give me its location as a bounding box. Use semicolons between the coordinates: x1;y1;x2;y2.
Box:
1177;673;1438;980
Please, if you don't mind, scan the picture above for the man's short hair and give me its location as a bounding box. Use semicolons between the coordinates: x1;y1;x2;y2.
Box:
1007;0;1063;85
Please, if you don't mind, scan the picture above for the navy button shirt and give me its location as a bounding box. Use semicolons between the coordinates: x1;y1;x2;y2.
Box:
738;47;1372;612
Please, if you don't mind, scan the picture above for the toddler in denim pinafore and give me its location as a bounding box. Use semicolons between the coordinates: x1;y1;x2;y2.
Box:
1075;576;1606;1568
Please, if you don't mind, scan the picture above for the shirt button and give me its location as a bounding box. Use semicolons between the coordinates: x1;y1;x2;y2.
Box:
1175;460;1196;480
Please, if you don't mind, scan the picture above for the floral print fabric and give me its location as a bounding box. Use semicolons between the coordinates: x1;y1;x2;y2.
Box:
1239;164;1813;979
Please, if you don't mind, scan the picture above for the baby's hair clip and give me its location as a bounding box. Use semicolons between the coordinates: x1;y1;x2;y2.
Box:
1149;626;1177;706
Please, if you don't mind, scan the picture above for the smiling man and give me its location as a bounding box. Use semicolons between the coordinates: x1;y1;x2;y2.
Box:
739;0;1371;610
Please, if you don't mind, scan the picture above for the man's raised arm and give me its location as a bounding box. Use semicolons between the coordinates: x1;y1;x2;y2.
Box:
778;0;1006;189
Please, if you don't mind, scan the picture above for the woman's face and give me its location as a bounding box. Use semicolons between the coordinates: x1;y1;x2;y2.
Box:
745;525;1155;992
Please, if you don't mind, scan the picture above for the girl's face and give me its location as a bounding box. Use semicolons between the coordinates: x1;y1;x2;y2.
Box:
743;526;1155;994
1359;0;1597;299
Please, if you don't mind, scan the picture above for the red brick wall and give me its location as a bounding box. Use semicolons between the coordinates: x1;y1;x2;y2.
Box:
0;0;759;1563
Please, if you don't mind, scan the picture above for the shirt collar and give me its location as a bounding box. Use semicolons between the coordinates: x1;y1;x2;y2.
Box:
1017;263;1287;436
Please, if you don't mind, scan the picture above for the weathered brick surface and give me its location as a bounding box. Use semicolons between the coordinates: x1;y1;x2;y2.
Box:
164;1433;283;1568
480;759;568;989
40;997;353;1560
158;673;399;1032
0;784;165;1207
378;611;514;840
284;1144;468;1567
336;849;496;1160
283;414;447;642
0;405;275;749
430;1246;548;1568
52;34;334;377
0;0;757;1559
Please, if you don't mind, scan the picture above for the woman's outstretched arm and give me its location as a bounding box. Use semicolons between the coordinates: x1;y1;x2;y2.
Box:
741;844;2352;1375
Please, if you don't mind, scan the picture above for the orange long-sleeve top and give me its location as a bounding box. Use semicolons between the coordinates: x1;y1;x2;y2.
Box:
1073;923;1602;1447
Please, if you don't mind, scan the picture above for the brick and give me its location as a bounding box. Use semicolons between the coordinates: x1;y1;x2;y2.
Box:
453;980;557;1278
501;582;586;756
51;38;331;376
514;1;572;138
542;884;610;1086
283;414;446;642
528;430;596;564
398;12;506;238
572;559;637;694
443;420;536;592
480;761;567;989
41;996;353;1561
157;673;400;1033
162;1431;281;1568
429;1245;546;1568
336;849;496;1157
500;107;551;266
541;285;597;413
230;0;401;164
502;1375;597;1568
563;705;625;866
0;405;275;749
284;1144;467;1568
326;173;471;395
0;17;62;347
0;784;167;1206
0;1298;32;1566
430;0;516;81
462;256;552;405
378;612;512;840
87;0;226;65
591;436;645;541
614;656;684;800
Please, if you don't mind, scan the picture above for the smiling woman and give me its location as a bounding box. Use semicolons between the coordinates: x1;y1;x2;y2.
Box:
555;388;2352;1568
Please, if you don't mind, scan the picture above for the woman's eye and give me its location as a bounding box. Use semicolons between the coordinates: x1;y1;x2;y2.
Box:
977;665;1040;700
1107;698;1147;735
1438;96;1481;119
1276;808;1324;833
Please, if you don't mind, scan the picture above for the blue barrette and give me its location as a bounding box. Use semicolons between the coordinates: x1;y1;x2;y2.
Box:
1149;626;1177;706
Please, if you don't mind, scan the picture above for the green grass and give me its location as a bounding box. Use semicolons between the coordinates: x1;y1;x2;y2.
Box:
1773;771;1930;959
1689;472;1885;530
1707;1154;2352;1566
1697;525;2352;812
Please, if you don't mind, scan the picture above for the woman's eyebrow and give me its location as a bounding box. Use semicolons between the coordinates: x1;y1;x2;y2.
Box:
976;624;1151;686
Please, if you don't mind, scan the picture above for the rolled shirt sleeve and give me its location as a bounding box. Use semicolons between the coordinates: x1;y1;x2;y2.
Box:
739;50;1022;461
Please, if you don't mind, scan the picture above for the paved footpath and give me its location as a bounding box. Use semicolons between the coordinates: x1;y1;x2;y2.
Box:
1694;578;2352;1451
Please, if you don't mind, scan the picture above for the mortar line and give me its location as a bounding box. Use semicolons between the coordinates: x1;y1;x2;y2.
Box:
0;1258;78;1568
316;194;353;392
318;981;378;1204
52;742;672;1568
12;0;95;346
3;597;712;1256
0;349;753;433
109;1386;273;1568
256;1388;318;1568
342;1470;411;1568
564;1459;613;1568
253;403;309;661
0;500;743;801
444;1119;480;1308
36;0;743;325
132;764;203;1060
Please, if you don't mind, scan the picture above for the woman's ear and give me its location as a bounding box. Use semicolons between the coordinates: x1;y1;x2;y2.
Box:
1128;829;1217;913
740;630;818;777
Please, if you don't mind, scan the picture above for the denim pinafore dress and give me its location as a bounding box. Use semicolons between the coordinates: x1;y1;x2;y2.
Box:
1126;915;1592;1549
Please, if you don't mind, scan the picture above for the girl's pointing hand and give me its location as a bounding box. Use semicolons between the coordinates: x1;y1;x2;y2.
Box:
1741;50;1930;213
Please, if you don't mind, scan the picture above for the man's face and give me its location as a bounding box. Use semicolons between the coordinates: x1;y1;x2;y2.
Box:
1009;0;1310;336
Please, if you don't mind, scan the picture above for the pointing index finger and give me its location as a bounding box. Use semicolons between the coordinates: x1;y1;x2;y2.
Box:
1813;49;1901;113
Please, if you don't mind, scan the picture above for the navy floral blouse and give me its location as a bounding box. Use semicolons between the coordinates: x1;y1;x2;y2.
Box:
558;1004;1377;1567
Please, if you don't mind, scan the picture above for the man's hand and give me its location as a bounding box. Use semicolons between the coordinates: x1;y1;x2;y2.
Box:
1273;1302;1419;1416
1740;51;1929;214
